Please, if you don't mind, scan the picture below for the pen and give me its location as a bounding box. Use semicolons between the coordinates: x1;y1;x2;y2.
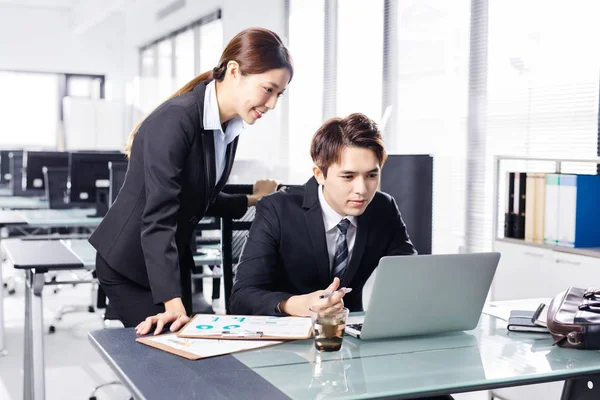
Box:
319;287;352;299
531;303;546;324
221;330;264;338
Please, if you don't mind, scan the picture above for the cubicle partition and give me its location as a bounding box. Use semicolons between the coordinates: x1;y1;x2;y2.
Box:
381;154;433;255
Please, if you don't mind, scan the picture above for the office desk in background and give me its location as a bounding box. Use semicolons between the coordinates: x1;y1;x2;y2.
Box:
17;208;101;228
0;196;48;210
0;207;103;356
2;239;84;400
89;312;600;400
0;210;27;356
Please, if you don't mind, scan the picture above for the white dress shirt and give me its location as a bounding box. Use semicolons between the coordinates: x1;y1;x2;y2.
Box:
318;185;357;272
202;80;245;185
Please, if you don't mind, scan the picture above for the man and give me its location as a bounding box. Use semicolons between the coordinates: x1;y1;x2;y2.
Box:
230;112;417;316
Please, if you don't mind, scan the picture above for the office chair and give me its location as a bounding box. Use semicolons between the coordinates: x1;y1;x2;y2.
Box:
221;206;255;314
89;382;133;400
186;217;225;314
86;161;129;327
43;166;70;209
9;151;40;197
219;184;257;313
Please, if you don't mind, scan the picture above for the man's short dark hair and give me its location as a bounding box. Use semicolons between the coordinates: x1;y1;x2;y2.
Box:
310;113;387;177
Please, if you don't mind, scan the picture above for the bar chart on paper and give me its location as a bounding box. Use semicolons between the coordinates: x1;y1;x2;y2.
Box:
177;315;313;340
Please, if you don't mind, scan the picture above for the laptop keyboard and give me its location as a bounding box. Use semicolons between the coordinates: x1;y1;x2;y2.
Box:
347;323;363;332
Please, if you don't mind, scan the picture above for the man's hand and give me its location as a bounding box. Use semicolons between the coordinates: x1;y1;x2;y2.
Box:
135;297;190;336
280;278;349;317
247;179;279;206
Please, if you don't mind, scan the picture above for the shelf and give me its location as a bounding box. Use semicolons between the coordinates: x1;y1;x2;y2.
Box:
496;237;600;259
495;155;600;164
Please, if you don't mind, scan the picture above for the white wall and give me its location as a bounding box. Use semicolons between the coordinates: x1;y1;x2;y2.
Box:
120;0;288;165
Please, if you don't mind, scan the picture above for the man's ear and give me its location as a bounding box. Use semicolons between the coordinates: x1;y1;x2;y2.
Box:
226;60;240;79
312;165;326;185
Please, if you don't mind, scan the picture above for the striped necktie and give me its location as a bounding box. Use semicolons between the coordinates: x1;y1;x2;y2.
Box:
332;218;351;280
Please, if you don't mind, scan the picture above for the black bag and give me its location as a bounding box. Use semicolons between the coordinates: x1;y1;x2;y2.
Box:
547;287;600;349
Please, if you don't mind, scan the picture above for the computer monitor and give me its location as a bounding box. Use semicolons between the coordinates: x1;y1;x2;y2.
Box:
23;151;69;192
0;150;14;185
68;151;127;206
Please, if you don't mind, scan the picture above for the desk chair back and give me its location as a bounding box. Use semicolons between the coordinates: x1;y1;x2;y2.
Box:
43;166;70;209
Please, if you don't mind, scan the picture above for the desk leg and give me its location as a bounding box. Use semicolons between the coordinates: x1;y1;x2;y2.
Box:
23;270;32;400
562;375;600;400
31;271;46;400
0;237;7;356
220;218;233;314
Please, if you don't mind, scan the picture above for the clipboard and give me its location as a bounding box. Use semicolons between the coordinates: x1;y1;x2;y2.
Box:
136;333;283;360
177;314;313;340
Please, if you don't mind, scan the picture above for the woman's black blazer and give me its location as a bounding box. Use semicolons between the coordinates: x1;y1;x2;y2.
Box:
89;80;248;306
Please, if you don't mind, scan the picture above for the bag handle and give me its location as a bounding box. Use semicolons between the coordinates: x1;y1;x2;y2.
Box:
578;301;600;313
583;288;600;299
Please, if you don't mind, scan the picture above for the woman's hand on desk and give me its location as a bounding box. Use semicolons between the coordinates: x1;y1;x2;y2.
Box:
135;297;190;336
279;277;347;317
247;179;280;206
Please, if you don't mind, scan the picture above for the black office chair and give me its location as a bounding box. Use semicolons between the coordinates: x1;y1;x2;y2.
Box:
43;166;70;209
219;184;257;314
9;151;27;197
95;161;128;318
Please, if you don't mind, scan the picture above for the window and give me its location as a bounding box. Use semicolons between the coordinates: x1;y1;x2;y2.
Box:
140;45;157;78
198;18;223;73
138;11;222;114
157;38;174;99
393;0;471;254
174;29;195;89
0;71;60;148
66;75;103;99
485;0;600;245
336;0;384;120
288;0;325;183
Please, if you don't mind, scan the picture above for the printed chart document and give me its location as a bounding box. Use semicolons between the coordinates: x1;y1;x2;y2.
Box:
136;334;282;360
177;314;313;340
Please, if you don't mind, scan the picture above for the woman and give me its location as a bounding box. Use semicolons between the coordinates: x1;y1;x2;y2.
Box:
89;27;293;335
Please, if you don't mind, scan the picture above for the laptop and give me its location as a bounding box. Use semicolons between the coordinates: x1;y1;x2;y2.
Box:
345;252;500;339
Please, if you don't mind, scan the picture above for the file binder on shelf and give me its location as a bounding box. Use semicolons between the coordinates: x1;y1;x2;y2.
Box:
512;172;527;239
504;172;515;238
544;174;560;245
557;174;600;248
532;173;546;244
524;173;536;242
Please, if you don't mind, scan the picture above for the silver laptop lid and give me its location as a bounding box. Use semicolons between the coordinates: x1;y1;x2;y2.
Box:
359;252;500;340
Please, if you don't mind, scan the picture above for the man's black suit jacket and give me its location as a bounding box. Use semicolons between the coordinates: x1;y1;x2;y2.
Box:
230;177;417;315
89;80;248;309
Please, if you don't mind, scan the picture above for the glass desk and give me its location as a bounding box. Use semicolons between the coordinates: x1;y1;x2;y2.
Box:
0;196;47;210
232;314;600;399
18;208;100;228
89;311;600;400
61;238;222;269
